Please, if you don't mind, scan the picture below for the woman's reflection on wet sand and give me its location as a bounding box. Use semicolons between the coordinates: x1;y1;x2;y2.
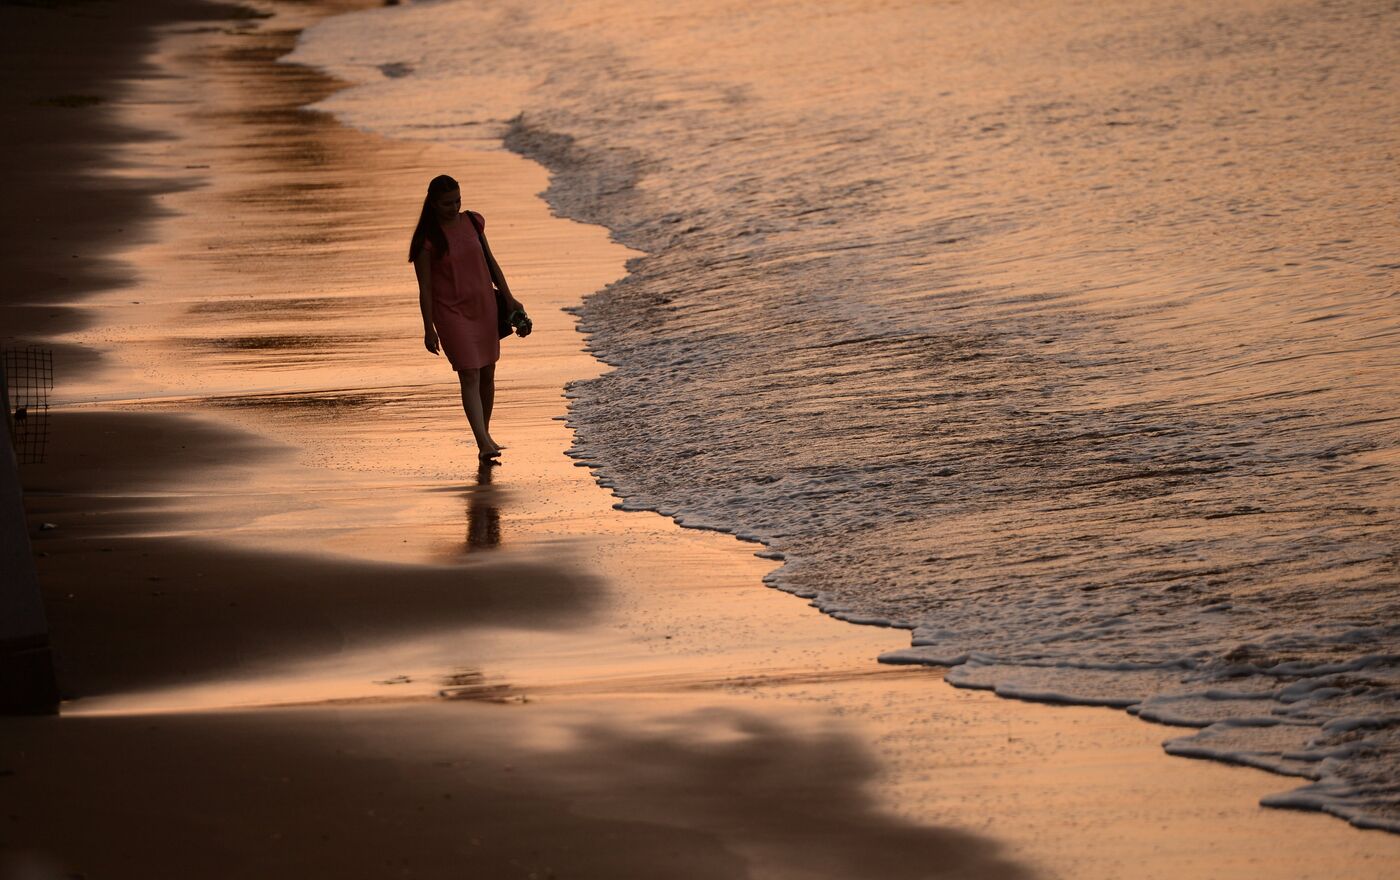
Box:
464;459;501;551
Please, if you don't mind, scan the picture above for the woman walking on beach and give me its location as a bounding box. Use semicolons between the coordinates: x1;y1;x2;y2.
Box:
411;174;526;461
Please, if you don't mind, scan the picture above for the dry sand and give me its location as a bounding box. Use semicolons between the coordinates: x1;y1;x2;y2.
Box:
2;2;1398;878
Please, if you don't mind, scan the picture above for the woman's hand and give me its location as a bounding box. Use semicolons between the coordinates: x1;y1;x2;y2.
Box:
424;327;440;355
504;297;532;337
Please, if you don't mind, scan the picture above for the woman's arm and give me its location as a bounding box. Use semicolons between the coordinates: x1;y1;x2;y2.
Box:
477;230;524;314
414;250;440;354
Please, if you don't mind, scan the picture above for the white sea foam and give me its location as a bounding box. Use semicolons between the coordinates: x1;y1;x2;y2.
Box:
291;0;1400;831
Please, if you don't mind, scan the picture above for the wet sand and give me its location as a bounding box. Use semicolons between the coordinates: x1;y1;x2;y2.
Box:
2;2;1398;878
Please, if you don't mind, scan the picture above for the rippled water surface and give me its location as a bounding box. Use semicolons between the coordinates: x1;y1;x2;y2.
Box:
291;0;1400;829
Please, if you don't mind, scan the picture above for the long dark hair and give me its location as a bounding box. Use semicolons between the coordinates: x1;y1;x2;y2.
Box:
408;174;459;262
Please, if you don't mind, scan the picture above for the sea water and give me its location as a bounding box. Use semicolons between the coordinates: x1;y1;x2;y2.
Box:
290;0;1400;830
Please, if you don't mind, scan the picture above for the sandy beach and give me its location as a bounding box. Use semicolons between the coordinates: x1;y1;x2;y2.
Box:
2;1;1398;877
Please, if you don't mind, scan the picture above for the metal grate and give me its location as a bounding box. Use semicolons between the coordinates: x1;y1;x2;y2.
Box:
2;346;53;464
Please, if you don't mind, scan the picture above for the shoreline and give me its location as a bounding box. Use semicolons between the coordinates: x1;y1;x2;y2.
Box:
402;0;1399;836
346;0;1400;834
1;1;1398;878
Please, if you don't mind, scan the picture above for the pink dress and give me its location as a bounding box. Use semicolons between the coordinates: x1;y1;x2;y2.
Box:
425;211;499;370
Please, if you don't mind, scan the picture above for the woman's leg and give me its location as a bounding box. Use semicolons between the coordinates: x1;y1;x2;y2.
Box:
457;367;498;457
480;362;496;430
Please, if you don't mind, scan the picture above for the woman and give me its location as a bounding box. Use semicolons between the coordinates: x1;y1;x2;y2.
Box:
410;174;525;461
